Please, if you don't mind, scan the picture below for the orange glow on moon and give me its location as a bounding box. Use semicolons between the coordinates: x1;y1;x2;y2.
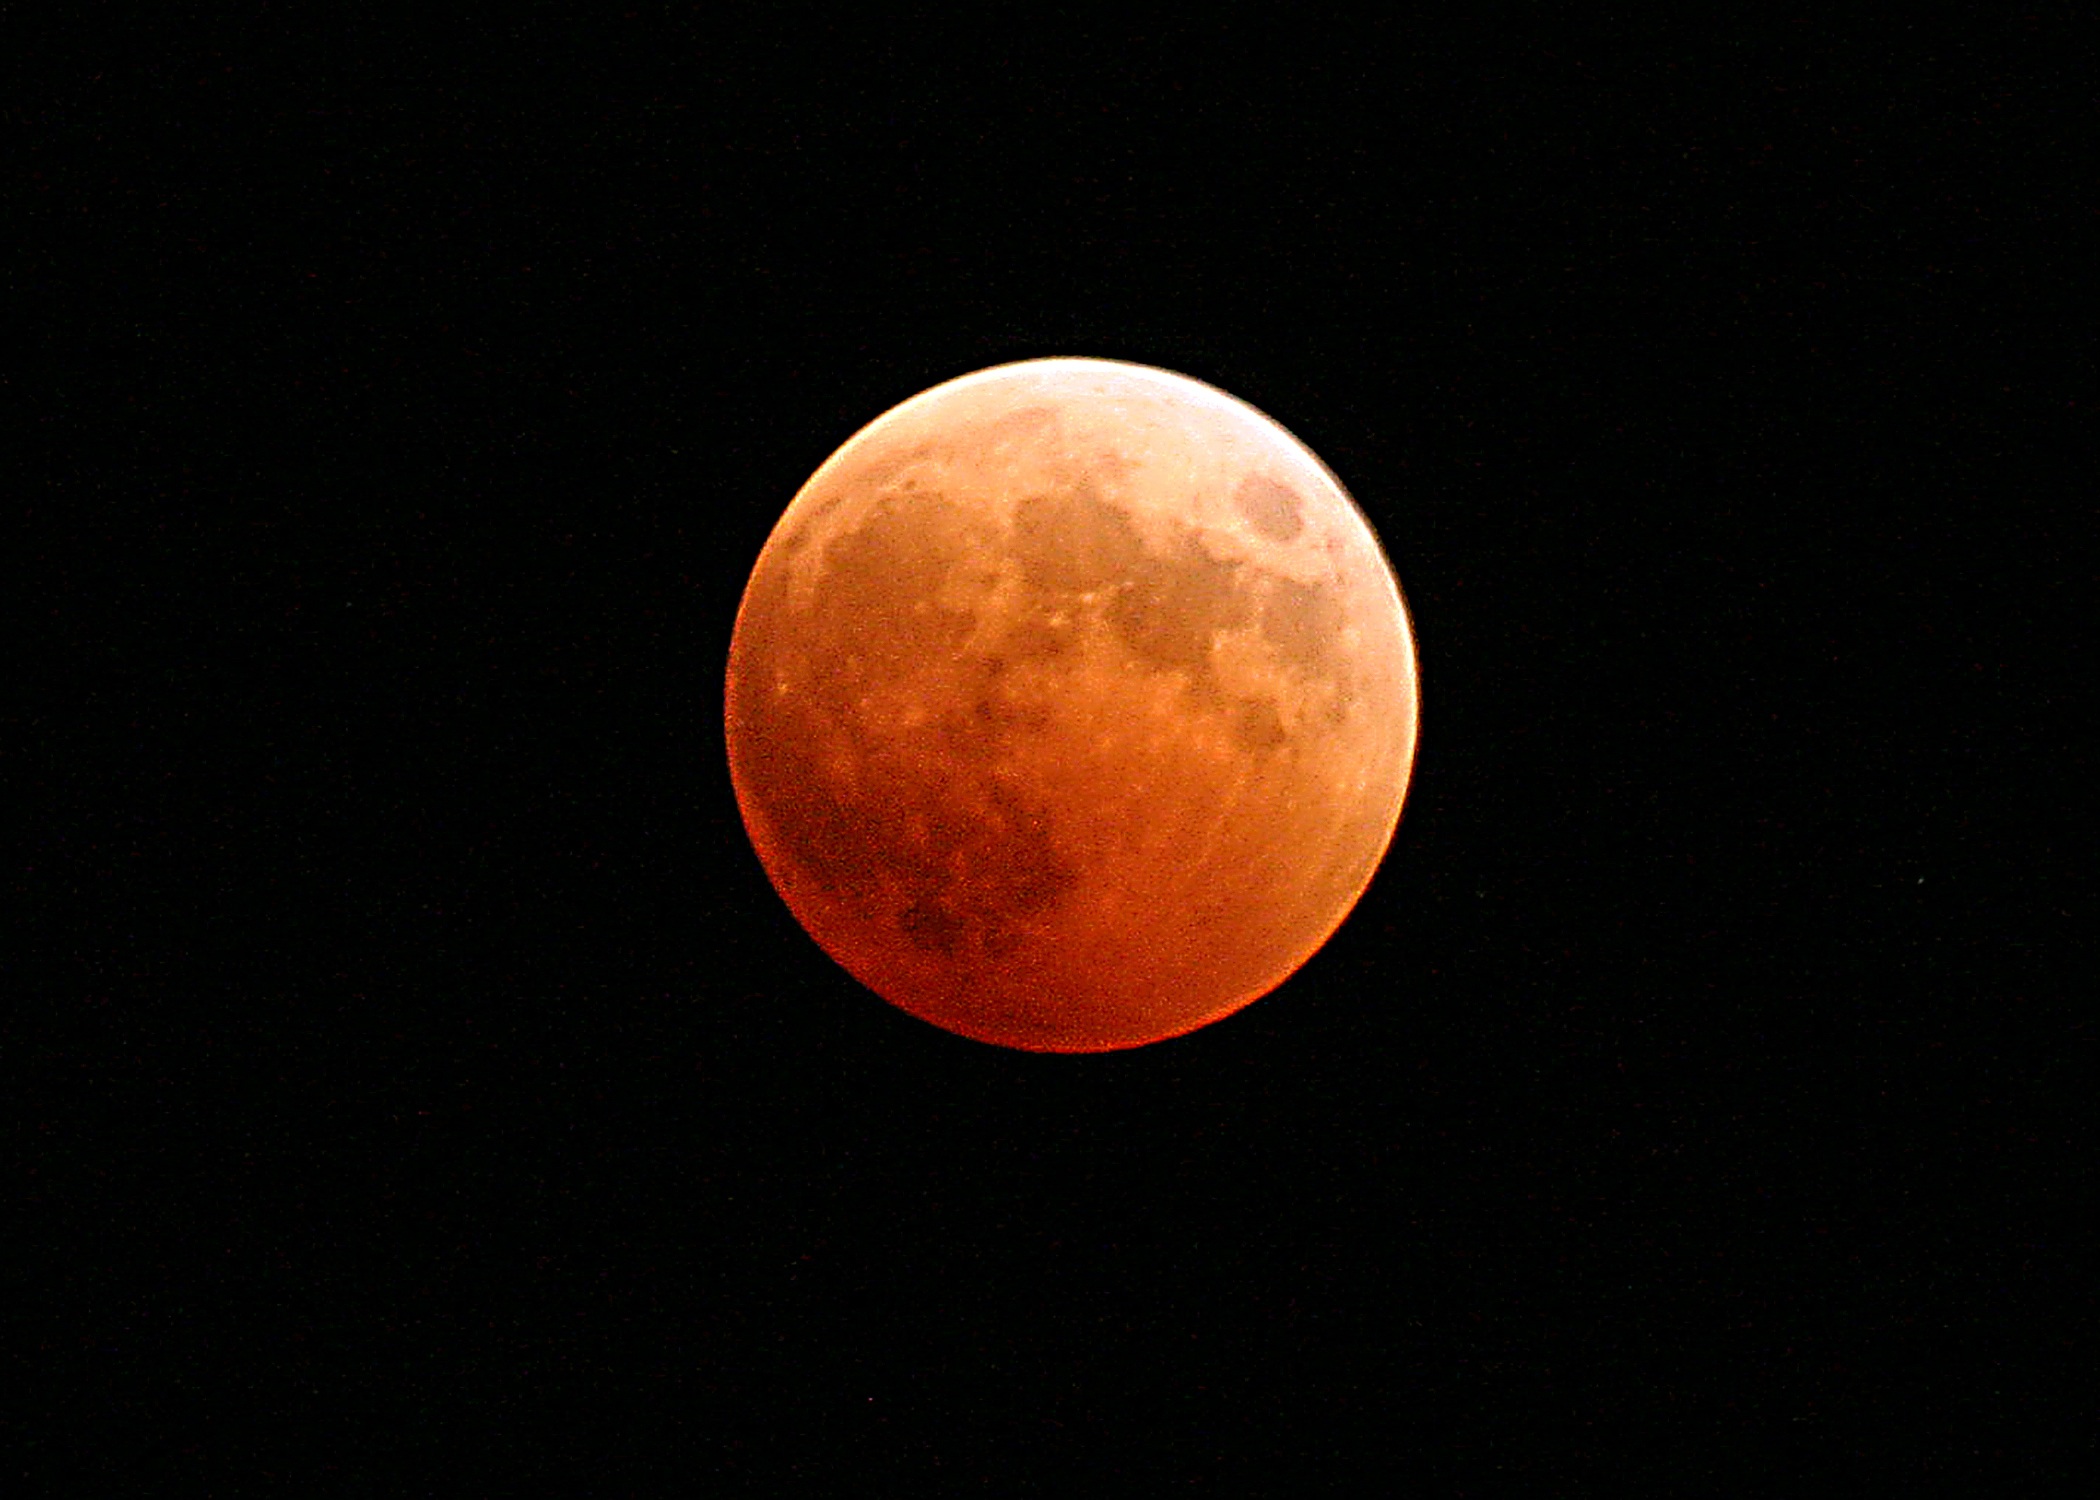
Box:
725;359;1419;1052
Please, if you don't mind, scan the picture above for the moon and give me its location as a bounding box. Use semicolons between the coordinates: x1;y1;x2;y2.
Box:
726;358;1419;1052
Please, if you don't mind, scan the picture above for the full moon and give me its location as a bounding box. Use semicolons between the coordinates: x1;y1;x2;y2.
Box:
726;359;1419;1052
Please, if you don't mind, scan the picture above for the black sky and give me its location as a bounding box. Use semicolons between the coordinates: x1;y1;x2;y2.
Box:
14;10;2086;1489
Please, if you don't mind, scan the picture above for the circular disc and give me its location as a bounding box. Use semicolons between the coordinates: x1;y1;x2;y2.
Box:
726;359;1419;1051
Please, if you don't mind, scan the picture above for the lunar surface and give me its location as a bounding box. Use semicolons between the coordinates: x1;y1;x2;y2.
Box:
725;358;1418;1052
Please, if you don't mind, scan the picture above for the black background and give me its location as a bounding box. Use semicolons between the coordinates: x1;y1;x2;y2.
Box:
14;9;2088;1489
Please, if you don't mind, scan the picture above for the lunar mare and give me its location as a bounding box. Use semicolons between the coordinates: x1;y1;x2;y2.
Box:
726;358;1419;1052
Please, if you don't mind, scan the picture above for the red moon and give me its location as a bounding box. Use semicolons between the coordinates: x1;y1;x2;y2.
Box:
726;359;1419;1052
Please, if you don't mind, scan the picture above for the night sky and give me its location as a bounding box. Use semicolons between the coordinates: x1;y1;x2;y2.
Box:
16;11;2084;1488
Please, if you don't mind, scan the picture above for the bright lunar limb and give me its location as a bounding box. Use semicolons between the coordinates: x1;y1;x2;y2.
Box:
725;358;1419;1052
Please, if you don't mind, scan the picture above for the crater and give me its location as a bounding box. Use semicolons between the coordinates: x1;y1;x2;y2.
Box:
1234;473;1305;542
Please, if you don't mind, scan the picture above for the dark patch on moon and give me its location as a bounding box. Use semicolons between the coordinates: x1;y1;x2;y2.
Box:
1232;696;1290;750
817;493;979;658
1000;603;1082;662
761;727;1082;959
941;658;1052;760
1234;473;1305;542
1012;485;1148;596
736;525;1083;965
1106;527;1253;684
733;728;871;900
982;781;1081;916
889;779;1079;956
1011;484;1350;724
899;900;968;954
1258;572;1349;684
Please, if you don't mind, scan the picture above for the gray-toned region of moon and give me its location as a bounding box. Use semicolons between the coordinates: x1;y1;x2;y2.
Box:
726;359;1418;1051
